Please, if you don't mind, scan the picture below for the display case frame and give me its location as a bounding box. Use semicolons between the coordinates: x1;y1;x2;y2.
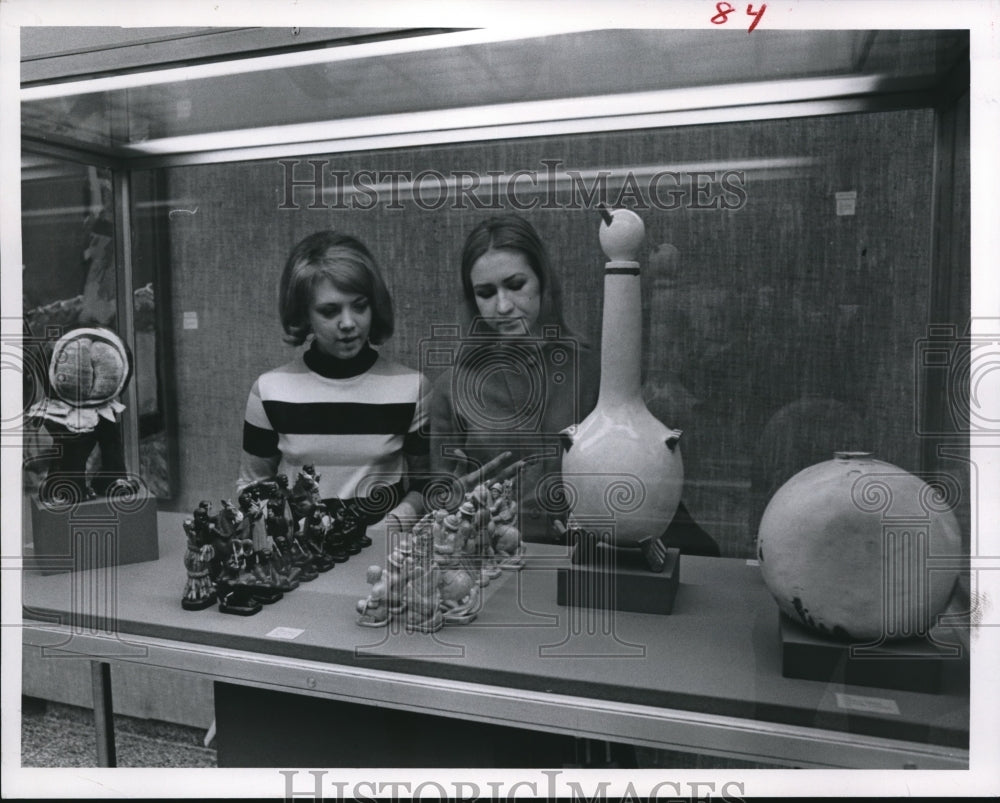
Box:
14;23;981;778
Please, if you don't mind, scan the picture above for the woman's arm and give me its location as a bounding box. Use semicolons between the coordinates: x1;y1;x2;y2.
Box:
383;372;433;527
235;378;281;493
428;368;469;479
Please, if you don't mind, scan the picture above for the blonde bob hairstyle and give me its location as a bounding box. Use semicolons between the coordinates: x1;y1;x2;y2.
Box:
279;230;394;347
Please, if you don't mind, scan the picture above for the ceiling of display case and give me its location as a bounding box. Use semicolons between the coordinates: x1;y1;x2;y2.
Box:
20;27;968;164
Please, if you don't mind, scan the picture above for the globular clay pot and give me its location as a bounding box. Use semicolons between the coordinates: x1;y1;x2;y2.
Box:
757;451;962;641
561;209;683;554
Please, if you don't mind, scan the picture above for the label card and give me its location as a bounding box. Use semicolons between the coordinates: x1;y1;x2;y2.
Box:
835;692;900;715
266;627;305;640
835;190;857;216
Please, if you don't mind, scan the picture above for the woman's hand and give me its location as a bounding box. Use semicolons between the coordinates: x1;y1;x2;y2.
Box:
455;450;524;494
365;500;420;547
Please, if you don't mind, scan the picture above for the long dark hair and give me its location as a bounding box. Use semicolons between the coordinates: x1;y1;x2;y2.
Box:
459;215;573;336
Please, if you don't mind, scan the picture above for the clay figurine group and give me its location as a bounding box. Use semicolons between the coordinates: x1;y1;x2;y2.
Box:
181;465;370;615
356;477;523;632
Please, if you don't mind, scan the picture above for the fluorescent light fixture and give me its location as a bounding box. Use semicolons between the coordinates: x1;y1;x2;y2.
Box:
20;27;594;101
122;74;891;157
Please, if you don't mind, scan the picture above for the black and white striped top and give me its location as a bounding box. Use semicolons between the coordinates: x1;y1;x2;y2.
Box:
237;342;429;503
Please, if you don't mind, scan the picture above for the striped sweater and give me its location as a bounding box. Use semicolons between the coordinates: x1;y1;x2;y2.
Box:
237;343;429;504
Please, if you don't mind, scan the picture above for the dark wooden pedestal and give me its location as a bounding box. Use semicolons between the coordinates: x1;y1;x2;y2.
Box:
27;493;159;574
556;542;680;615
779;612;962;694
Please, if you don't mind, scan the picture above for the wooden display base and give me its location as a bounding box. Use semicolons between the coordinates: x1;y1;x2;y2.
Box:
27;493;159;574
778;612;956;694
557;541;680;615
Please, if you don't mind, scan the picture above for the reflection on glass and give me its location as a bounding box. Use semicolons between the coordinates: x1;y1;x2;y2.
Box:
22;158;121;507
21;154;171;509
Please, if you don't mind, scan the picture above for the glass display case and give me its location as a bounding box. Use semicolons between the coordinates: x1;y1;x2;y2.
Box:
13;21;985;783
19;26;972;556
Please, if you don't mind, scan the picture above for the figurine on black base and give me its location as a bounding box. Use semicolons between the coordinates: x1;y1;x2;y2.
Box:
289;465;322;524
303;506;336;572
216;579;263;616
214;532;264;616
322;506;350;564
181;518;216;610
239;487;293;597
215;498;283;607
345;500;373;550
261;490;305;587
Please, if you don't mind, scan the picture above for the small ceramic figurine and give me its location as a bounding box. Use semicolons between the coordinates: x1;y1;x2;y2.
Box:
217;496;284;605
193;500;219;542
410;519;435;563
289;465;322;524
304;506;336;572
255;480;318;581
238;487;270;582
336;500;370;554
214;530;265;616
455;499;488;586
204;500;235;583
464;494;502;583
181;518;216;610
262;491;306;586
404;563;444;633
356;565;390;627
434;511;460;557
488;482;504;519
489;479;524;569
324;506;351;563
468;483;492;532
352;466;523;631
384;540;413;615
435;542;480;624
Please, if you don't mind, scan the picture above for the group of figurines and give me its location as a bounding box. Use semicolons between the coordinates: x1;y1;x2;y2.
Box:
355;477;523;633
181;465;370;615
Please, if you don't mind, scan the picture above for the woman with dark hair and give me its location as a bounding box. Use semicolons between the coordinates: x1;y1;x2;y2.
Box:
237;230;429;545
430;215;600;544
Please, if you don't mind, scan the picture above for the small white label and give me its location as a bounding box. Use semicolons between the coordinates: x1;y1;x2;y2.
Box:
266;627;304;640
835;692;900;715
182;311;199;330
835;191;857;216
746;559;759;567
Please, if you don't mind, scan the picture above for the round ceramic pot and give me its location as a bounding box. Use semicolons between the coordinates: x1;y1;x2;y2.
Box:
757;451;962;640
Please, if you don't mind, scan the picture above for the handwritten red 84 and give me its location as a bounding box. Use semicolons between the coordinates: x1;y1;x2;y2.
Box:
711;2;767;32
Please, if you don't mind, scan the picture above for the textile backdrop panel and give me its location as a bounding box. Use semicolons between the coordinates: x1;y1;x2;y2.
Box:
148;108;960;557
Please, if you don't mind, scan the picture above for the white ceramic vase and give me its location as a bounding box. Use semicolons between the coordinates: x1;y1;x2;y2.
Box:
561;209;684;568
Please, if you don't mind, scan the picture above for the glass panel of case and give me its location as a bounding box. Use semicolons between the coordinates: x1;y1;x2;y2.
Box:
130;106;968;558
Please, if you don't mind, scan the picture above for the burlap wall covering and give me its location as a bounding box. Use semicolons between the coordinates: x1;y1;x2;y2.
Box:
149;108;964;557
